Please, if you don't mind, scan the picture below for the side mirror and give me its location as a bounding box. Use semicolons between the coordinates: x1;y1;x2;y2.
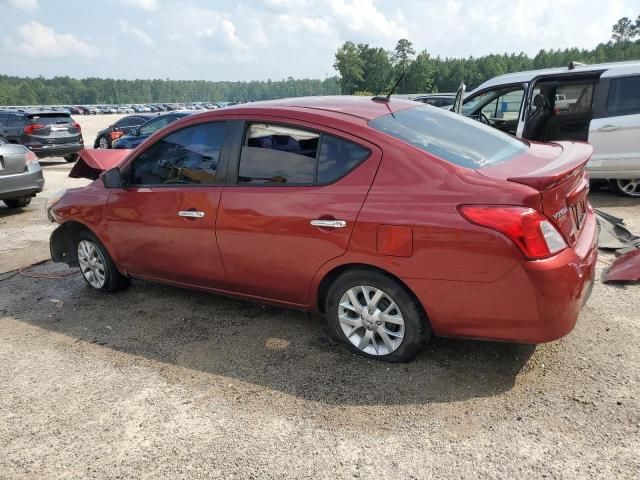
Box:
101;167;122;189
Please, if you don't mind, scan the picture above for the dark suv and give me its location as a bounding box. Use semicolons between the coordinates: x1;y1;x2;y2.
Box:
0;109;84;162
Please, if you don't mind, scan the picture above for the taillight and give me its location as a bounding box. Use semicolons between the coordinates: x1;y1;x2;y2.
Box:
71;122;81;130
458;205;567;260
25;151;38;165
24;124;45;135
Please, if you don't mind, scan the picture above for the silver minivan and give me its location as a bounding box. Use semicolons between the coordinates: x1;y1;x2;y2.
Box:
454;61;640;196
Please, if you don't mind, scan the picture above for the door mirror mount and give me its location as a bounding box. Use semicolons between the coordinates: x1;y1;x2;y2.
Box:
101;167;122;189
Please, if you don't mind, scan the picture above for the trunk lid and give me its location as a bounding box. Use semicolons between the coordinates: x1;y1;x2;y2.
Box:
478;141;593;247
69;149;131;180
0;143;30;176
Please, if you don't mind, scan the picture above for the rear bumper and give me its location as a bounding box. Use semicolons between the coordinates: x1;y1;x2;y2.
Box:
405;209;598;344
28;142;84;159
0;169;45;201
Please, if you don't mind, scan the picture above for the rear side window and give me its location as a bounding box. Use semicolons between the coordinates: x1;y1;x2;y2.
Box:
607;75;640;116
369;105;527;169
8;115;26;127
0;113;8;127
28;114;72;125
317;135;370;184
129;122;226;185
238;123;370;185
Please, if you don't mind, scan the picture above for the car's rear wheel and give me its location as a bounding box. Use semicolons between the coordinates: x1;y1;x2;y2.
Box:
610;179;640;197
64;154;79;163
97;136;110;149
76;231;130;292
3;196;32;209
325;269;430;362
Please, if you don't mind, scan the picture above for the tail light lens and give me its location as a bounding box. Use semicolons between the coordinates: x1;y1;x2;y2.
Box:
25;151;38;165
71;122;81;130
24;124;45;135
458;205;567;260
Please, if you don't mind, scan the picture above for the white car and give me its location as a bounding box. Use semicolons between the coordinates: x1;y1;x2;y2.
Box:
455;60;640;196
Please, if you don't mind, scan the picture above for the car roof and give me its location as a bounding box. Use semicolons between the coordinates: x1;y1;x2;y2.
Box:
222;96;418;120
474;60;640;91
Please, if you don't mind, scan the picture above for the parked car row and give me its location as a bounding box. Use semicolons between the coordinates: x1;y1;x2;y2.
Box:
3;102;235;116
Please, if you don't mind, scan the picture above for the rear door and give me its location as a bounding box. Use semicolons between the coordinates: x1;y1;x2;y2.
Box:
216;119;381;304
105;120;230;287
0;143;29;176
588;73;640;180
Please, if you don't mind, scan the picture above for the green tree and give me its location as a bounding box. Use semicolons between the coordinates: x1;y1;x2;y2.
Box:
612;16;638;42
333;41;365;94
357;44;393;94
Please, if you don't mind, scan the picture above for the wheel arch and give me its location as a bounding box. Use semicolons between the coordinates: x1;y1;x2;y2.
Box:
315;262;429;322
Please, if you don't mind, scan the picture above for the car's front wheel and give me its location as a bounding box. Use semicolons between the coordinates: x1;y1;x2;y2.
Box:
3;196;32;209
610;179;640;197
326;269;430;362
76;231;130;292
97;136;110;149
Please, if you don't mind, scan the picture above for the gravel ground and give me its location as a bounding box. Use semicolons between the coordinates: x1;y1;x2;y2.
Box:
1;115;639;479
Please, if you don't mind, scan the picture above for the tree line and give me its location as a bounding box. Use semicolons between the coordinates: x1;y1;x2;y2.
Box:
0;76;341;106
334;14;640;95
1;14;639;105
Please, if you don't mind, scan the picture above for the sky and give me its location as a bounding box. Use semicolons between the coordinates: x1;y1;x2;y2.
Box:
0;0;637;81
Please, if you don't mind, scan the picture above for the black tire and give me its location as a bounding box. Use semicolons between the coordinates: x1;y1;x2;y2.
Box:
325;268;430;362
3;196;32;209
609;179;640;198
96;136;110;149
64;154;79;163
76;230;130;292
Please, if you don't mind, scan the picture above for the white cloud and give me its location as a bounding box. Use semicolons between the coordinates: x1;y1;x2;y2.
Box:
7;0;37;9
328;0;408;39
117;0;158;11
119;21;154;47
10;21;97;59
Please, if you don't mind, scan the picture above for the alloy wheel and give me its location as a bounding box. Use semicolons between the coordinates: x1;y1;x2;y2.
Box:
338;285;405;356
615;179;640;197
77;240;107;288
98;137;109;149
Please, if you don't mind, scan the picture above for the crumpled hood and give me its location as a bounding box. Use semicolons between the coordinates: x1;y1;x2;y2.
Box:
69;148;131;180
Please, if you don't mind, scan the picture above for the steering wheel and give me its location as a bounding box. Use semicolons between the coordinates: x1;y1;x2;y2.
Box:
478;112;492;125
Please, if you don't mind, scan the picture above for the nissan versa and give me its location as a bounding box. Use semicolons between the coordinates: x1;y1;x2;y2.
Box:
47;96;597;362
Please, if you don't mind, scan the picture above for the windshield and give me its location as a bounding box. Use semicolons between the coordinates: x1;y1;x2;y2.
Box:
369;105;528;169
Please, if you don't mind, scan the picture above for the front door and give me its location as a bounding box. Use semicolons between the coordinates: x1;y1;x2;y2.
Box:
105;121;229;287
216;120;381;304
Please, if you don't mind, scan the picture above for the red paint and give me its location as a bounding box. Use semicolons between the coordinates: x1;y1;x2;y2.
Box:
603;250;640;282
52;97;598;344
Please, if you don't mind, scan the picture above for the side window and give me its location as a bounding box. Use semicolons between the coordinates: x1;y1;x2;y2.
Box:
555;83;594;114
115;118;133;128
317;135;370;184
139;117;171;136
0;113;8;126
129;122;226;185
607;76;640;116
8;115;26;127
238;123;319;185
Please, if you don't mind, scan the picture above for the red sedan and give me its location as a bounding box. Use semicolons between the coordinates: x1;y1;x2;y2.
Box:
48;96;597;362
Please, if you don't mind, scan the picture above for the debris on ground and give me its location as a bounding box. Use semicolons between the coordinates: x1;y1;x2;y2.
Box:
603;249;640;283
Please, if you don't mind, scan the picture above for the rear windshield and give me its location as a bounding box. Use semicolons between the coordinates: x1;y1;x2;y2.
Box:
27;114;73;125
369;105;527;169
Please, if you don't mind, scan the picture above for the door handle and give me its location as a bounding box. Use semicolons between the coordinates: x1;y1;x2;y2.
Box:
310;219;347;228
178;210;205;218
598;125;621;132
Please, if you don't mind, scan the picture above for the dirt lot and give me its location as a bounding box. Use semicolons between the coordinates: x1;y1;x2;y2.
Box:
1;114;639;479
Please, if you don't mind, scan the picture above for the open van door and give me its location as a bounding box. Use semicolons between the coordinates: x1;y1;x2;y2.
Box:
453;82;466;114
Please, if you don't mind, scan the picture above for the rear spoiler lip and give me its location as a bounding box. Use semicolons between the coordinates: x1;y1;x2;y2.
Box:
69;148;131;180
506;141;593;191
